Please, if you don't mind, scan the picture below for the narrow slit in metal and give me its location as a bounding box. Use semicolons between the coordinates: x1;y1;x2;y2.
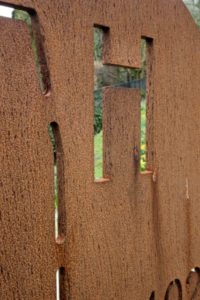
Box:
56;267;67;300
48;122;65;244
141;37;154;173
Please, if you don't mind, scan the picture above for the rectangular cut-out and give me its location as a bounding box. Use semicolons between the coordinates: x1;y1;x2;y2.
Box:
140;37;154;173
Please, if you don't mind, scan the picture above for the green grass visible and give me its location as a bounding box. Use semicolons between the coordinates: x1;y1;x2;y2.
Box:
140;100;146;172
94;131;103;178
94;100;147;178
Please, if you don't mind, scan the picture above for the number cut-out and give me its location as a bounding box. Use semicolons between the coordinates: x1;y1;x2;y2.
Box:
164;279;182;300
186;267;200;299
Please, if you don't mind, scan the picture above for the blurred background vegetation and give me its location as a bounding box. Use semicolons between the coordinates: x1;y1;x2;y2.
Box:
184;0;200;28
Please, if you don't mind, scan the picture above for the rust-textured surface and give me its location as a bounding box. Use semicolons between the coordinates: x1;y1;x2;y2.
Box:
0;19;57;299
0;0;200;299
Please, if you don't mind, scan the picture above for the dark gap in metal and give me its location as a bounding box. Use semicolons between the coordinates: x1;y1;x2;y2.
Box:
48;122;65;244
56;267;69;300
149;291;155;300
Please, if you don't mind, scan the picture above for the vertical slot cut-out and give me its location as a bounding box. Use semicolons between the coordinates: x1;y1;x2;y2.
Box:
0;3;51;94
94;26;106;179
140;39;147;172
140;37;153;173
48;122;66;244
149;291;155;299
94;27;152;179
56;267;67;300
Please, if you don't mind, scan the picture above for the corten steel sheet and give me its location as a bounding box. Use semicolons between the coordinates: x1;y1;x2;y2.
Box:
0;0;200;299
0;19;58;299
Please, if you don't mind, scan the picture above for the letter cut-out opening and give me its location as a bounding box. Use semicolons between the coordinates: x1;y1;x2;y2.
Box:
48;122;66;244
94;26;153;180
0;4;51;94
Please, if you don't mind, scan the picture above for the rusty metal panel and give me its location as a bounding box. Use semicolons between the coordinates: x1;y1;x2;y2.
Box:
0;18;57;299
0;0;200;299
